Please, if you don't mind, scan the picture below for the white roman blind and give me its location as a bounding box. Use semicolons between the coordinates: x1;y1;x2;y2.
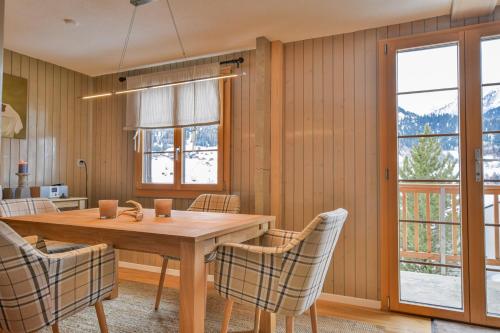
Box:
125;63;221;130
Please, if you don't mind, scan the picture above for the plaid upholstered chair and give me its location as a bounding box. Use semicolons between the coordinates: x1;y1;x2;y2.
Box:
0;198;84;254
0;221;115;333
214;209;348;333
154;194;240;310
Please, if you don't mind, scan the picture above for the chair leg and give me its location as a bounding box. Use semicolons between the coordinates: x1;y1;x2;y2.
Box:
155;258;169;310
95;301;109;333
51;323;60;333
253;308;261;333
310;302;318;333
221;299;234;333
286;316;295;333
204;263;209;309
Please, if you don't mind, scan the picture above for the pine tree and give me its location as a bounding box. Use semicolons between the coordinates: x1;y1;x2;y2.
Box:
399;124;459;275
400;124;457;181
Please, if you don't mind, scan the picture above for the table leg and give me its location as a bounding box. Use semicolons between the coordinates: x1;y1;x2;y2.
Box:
108;249;119;299
260;311;276;333
179;241;206;333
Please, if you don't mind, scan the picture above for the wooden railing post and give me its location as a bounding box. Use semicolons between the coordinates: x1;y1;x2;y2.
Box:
439;187;447;275
495;193;499;260
413;192;419;252
425;193;431;253
402;192;407;251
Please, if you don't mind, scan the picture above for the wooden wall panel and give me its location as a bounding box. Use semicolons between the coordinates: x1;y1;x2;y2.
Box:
281;13;500;300
62;10;500;300
0;49;92;196
91;51;256;267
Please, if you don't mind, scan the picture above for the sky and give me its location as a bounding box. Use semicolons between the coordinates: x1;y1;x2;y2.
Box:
396;38;500;116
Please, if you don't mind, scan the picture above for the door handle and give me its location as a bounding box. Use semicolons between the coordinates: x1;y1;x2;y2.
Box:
475;148;482;182
175;147;181;161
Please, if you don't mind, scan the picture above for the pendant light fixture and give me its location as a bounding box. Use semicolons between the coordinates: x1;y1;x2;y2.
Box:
82;0;245;100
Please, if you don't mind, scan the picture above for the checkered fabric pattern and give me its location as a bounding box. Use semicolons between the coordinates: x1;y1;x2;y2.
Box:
0;198;86;254
0;222;115;333
164;194;241;263
214;208;348;317
187;194;240;214
0;198;59;217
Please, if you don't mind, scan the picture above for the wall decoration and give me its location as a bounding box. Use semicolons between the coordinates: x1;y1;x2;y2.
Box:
2;73;28;139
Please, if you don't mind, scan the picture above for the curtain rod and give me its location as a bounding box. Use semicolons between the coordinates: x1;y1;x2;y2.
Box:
118;57;244;82
82;72;245;100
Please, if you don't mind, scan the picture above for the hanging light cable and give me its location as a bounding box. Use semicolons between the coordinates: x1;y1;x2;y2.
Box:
81;1;244;100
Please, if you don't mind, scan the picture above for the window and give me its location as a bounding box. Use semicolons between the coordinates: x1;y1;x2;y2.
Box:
135;79;231;198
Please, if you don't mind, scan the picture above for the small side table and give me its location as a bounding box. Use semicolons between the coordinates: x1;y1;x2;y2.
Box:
51;197;88;211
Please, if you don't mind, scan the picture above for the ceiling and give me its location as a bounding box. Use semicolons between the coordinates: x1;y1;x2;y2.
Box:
3;0;477;76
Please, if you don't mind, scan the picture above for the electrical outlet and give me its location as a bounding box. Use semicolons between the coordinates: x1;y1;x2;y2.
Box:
77;159;86;167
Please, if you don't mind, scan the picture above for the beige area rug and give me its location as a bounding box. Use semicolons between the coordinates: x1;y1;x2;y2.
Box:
432;320;500;333
41;280;384;332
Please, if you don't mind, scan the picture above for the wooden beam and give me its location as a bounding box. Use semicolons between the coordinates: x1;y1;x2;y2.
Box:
0;0;4;160
451;0;496;21
254;37;272;215
270;41;284;227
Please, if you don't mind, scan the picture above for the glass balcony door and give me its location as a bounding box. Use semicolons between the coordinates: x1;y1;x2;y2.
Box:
383;31;470;322
466;24;500;328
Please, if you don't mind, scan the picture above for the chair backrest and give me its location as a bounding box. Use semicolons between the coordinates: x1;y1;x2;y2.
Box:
0;198;58;217
276;208;348;315
0;222;53;332
187;194;240;214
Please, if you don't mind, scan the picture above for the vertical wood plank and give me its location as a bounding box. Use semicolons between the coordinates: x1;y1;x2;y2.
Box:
343;32;356;297
19;56;29;169
241;52;251;214
365;28;379;300
254;37;271;215
44;63;54;186
52;66;61;183
9;52;20;188
293;41;304;232
27;58;38;187
284;43;295;232
270;41;284;227
332;34;345;295
354;30;367;299
303;39;314;226
2;50;11;187
322;35;334;293
312;38;324;222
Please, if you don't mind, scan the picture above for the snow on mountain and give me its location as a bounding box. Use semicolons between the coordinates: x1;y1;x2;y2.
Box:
483;88;500;110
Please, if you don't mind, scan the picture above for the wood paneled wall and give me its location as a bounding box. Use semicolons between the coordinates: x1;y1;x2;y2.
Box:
90;51;256;267
89;9;500;298
280;9;500;301
0;49;92;197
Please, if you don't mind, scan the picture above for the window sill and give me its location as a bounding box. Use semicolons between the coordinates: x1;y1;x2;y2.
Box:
134;186;229;199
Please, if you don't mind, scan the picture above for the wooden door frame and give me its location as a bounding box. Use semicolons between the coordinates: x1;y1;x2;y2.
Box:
465;23;500;328
378;30;471;322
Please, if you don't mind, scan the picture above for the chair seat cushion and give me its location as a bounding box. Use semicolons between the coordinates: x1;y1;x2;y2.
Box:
44;240;87;254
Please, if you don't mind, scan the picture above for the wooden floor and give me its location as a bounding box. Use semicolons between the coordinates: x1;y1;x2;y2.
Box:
119;267;432;333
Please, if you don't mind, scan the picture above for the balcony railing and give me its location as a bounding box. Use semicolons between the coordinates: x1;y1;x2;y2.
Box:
399;183;500;268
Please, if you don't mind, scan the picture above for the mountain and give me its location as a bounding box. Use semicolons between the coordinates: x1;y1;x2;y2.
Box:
398;89;500;155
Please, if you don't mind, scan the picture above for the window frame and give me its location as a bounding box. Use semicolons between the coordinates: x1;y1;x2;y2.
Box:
134;78;231;199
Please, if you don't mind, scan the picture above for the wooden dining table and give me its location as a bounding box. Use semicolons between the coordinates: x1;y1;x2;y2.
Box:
1;208;277;333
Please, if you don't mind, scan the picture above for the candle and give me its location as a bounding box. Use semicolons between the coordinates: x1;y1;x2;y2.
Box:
18;160;28;174
99;200;118;219
154;199;172;217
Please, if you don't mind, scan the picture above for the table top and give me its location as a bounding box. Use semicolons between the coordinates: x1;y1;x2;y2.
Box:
0;208;275;242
